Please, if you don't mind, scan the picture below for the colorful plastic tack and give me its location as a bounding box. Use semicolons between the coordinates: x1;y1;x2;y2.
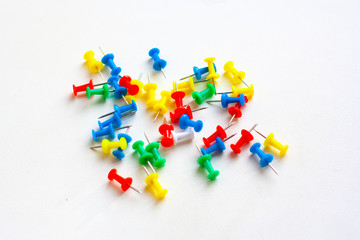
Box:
143;83;159;108
145;142;166;168
253;127;289;156
170;106;193;123
100;47;122;76
130;73;144;98
107;76;128;100
179;63;217;81
98;112;122;129
207;93;245;108
92;124;115;141
179;114;203;132
108;169;141;193
230;126;255;154
171;91;186;108
159;122;174;147
153;91;171;121
148;48;167;78
84;50;104;74
223;61;246;85
144;172;168;200
73;79;94;96
227;95;248;124
204;57;220;85
191;83;216;105
90;137;127;154
86;84;109;100
250;142;278;175
119;75;140;96
172;127;195;144
112;133;132;160
201;137;226;155
202;123;234;147
231;84;254;99
196;144;219;181
173;77;195;93
132;140;154;166
98;100;137;119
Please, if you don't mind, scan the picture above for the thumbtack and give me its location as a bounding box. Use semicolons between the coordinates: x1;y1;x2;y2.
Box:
172;77;195;93
99;46;122;76
119;75;140;96
172;127;195;144
179;63;217;80
223;61;247;86
230;124;257;154
98;100;137;119
153;90;171;122
112;133;133;160
217;84;255;100
143;80;159;108
144;133;166;168
204;57;220;89
73;79;94;96
202;123;235;147
250;142;279;175
189;83;216;105
84;50;104;78
158;120;174;147
132;140;155;168
90;137;127;154
86;84;110;100
92;125;131;142
196;144;219;181
227;95;249;125
144;171;168;200
179;114;203;132
149;48;167;78
107;76;128;103
253;126;289;156
200;134;237;155
206;93;246;108
108;169;141;194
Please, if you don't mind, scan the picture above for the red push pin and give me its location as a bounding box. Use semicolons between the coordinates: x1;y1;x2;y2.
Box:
171;91;186;108
119;75;140;96
108;169;141;193
202;123;235;147
230;124;256;154
73;79;94;96
158;118;174;147
228;95;248;125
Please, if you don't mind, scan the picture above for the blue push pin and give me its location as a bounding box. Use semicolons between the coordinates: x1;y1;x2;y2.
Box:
99;46;122;76
92;125;115;142
98;111;122;129
201;137;226;155
113;133;133;160
107;76;128;102
179;114;203;132
148;48;167;78
180;63;217;81
250;142;279;175
98;101;137;119
221;93;246;108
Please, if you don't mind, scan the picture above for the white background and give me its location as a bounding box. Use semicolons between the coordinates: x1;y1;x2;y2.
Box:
0;0;359;239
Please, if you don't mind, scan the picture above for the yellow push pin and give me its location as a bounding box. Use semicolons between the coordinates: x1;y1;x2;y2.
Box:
173;77;195;93
90;137;128;154
153;90;171;122
143;74;159;108
204;57;220;87
223;61;246;85
253;127;289;156
231;84;254;99
144;170;168;200
84;50;104;78
131;73;144;98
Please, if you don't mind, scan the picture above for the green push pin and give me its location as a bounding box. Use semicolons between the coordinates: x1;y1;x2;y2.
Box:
144;133;166;168
86;84;109;100
191;83;216;105
196;144;219;181
132;140;154;166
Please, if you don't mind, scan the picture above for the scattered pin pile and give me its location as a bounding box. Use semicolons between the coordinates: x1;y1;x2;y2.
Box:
72;47;289;200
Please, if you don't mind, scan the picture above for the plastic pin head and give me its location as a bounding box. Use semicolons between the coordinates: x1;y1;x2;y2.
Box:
149;48;167;72
179;114;203;132
264;133;289;156
84;51;104;74
144;172;167;199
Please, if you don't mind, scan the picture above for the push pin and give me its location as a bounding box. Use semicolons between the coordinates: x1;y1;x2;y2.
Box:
148;48;167;78
217;85;254;99
179;114;203;132
172;78;195;93
253;127;289;156
206;93;246;108
86;84;110;100
107;76;128;103
204;57;220;87
202;123;235;147
132;140;155;167
90;137;127;154
223;61;247;86
84;50;104;78
172;127;195;144
130;73;144;98
200;134;236;155
119;75;140;96
179;63;217;81
99;46;122;76
143;167;168;200
92;125;131;142
196;144;219;181
153;90;171;122
143;80;159;108
144;133;166;168
158;119;174;147
188;83;216;105
98;100;137;119
227;95;248;124
73;79;94;96
250;142;279;175
230;124;256;154
112;133;132;160
108;169;141;193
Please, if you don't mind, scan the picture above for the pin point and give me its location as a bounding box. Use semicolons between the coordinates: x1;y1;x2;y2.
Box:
190;83;216;105
172;127;195;144
119;75;140;96
108;169;141;193
179;63;217;80
99;47;122;76
202;123;234;147
98;100;137;119
112;133;133;160
158;120;174;147
132;140;155;167
250;142;278;175
153;91;171;122
253;127;289;156
223;61;247;86
206;93;246;108
73;79;94;96
144;133;166;168
84;50;104;77
230;124;257;154
144;171;168;200
143;81;159;108
90;137;127;154
148;48;167;78
204;57;220;87
86;84;110;100
196;144;219;181
179;114;203;132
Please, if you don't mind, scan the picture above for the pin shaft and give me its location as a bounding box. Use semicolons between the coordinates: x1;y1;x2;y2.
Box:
223;133;237;142
268;163;279;175
179;74;195;80
129;185;142;194
191;107;207;113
